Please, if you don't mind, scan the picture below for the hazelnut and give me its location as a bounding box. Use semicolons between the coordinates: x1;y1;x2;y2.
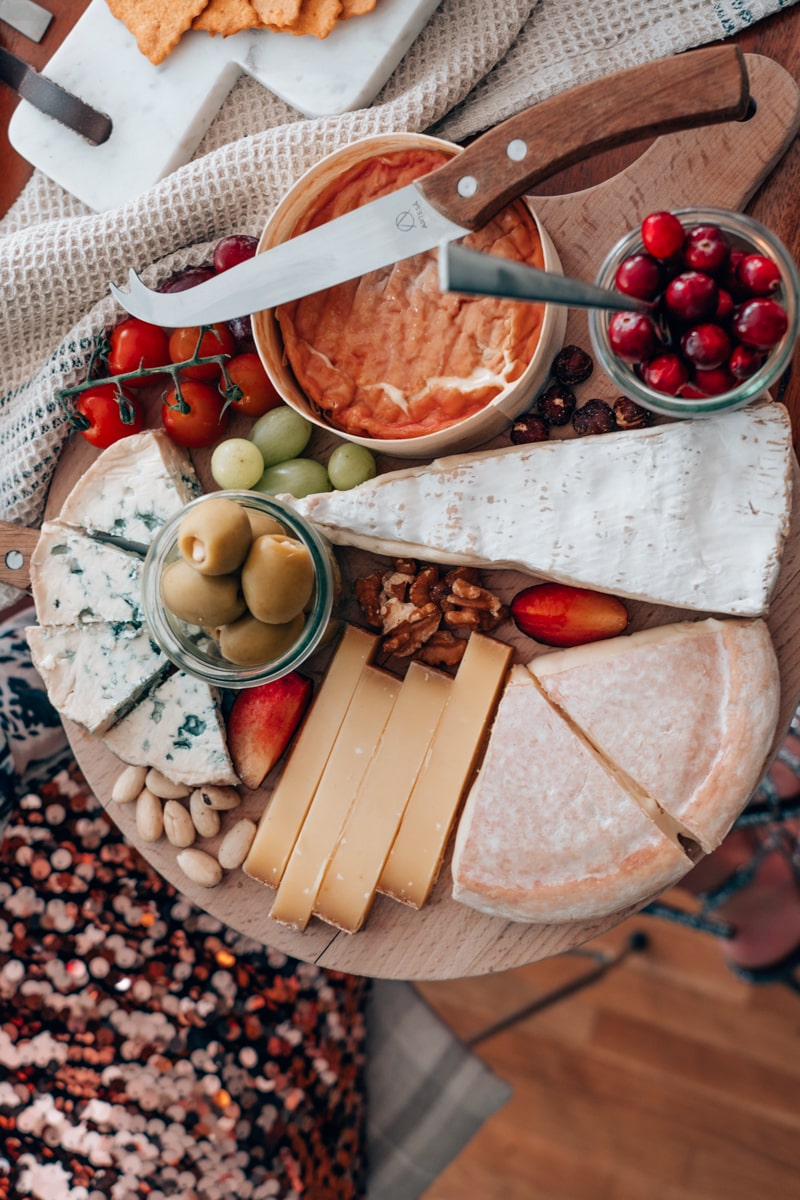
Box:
510;414;550;444
614;396;654;429
552;344;594;386
537;382;576;426
572;399;617;436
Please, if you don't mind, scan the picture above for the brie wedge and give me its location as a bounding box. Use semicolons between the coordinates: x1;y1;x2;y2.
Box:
291;404;792;616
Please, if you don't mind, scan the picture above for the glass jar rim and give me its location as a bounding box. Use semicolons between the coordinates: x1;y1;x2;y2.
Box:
141;491;335;689
588;207;800;418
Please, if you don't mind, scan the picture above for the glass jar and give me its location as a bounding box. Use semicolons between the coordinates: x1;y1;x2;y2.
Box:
142;491;337;689
588;207;800;418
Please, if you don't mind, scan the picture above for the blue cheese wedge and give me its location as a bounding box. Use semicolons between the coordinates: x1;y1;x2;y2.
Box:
102;670;237;787
26;621;169;735
290;403;793;617
58;429;201;545
31;521;145;626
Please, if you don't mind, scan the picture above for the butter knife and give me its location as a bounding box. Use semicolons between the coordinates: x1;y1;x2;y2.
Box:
0;0;52;41
0;45;112;144
0;521;148;592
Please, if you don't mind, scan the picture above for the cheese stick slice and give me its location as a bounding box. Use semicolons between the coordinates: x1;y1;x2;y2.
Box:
529;618;780;854
314;661;452;932
269;665;399;931
243;624;378;889
451;666;690;924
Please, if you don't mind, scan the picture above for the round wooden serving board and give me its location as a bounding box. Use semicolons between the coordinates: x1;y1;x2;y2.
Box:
42;54;800;980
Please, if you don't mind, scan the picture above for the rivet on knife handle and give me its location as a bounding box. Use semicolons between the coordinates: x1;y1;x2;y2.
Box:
418;45;750;230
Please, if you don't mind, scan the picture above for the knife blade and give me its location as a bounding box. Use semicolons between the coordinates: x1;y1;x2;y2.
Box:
439;243;648;313
0;45;112;145
0;0;52;41
110;45;749;326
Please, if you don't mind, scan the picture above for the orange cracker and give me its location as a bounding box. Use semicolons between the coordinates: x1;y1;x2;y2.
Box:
250;0;303;26
340;0;376;16
192;0;261;35
107;0;211;64
273;0;343;37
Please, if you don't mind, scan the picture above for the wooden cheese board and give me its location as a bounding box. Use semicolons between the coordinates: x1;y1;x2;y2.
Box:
18;53;800;980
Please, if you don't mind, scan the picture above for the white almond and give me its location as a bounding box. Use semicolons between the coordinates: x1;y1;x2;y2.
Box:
217;818;257;870
163;800;196;848
111;764;148;804
177;848;223;889
146;768;191;800
189;790;221;838
136;788;164;843
193;784;241;811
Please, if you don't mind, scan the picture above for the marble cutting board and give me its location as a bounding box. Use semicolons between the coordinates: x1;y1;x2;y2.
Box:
7;0;441;213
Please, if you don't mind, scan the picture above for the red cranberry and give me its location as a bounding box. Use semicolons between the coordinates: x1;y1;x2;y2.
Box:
614;253;662;300
680;323;731;370
723;248;747;296
729;343;765;380
641;211;685;260
682;224;730;274
665;271;718;321
608;311;659;363
642;352;690;395
732;297;789;349
714;288;734;322
737;253;782;296
692;365;736;395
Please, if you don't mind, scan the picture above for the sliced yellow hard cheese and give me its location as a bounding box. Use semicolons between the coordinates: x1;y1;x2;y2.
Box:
378;633;512;908
243;624;378;889
314;661;453;933
269;665;400;930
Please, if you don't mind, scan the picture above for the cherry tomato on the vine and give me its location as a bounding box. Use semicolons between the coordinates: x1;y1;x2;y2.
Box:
168;323;236;380
224;352;282;418
162;380;229;449
74;384;144;449
106;317;171;386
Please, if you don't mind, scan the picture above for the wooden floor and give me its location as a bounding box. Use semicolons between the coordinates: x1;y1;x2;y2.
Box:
417;899;800;1200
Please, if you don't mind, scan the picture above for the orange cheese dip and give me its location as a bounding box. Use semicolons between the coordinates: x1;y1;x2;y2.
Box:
275;149;546;441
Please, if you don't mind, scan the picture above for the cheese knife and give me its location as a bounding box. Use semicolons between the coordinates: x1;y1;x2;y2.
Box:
0;0;52;42
110;46;750;326
0;45;112;144
0;520;148;592
439;243;649;312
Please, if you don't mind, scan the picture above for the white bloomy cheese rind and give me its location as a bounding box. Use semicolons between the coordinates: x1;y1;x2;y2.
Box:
291;404;792;616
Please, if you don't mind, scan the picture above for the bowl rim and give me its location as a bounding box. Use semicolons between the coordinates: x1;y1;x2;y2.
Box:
141;491;335;690
251;131;565;456
588;206;800;418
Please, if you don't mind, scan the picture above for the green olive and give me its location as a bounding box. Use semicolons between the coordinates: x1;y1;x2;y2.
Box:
161;559;246;627
241;534;315;625
246;509;286;541
219;611;306;666
177;497;252;576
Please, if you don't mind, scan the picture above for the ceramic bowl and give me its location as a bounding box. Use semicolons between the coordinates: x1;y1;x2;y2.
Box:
251;132;567;459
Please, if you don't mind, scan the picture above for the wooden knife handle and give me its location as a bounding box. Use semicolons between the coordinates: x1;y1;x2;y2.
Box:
419;45;750;229
0;520;38;591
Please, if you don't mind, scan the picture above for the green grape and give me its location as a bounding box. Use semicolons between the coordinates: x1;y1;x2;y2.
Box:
253;457;331;499
210;438;265;490
327;442;377;490
248;405;312;468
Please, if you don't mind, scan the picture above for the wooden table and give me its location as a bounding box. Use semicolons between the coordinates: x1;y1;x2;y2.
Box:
3;7;800;979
